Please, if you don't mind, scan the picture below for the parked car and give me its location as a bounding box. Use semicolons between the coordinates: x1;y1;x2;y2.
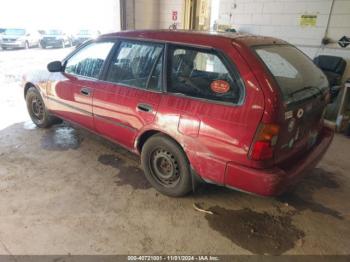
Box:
22;30;334;197
40;29;72;48
72;29;100;46
1;28;41;49
0;29;4;49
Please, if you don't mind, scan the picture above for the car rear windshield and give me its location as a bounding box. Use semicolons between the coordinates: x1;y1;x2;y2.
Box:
255;45;328;101
4;29;25;35
45;30;63;35
78;30;91;35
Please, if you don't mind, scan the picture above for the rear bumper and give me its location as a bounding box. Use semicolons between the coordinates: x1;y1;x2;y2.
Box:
224;126;334;196
41;39;62;47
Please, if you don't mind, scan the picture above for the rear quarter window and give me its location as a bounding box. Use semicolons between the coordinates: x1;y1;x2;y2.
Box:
167;45;243;104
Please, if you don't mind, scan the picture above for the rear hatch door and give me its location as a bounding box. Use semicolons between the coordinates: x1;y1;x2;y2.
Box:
255;45;329;165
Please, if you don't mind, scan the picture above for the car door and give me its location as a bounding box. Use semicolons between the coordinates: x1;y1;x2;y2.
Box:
93;40;164;149
46;41;115;129
157;44;261;184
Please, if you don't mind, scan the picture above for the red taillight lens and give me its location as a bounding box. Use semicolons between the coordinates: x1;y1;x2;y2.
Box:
250;124;280;161
250;141;273;160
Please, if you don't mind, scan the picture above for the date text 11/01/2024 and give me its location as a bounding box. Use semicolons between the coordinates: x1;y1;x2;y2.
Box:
127;256;220;261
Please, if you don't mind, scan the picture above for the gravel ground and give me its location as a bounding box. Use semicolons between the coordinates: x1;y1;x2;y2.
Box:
0;47;349;256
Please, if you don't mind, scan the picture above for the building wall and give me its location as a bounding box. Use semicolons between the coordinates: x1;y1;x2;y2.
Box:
124;0;136;30
125;0;350;80
135;0;161;29
125;0;185;30
159;0;185;29
124;0;160;29
217;0;350;81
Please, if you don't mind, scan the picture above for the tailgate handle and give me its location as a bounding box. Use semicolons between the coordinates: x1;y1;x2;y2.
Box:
137;103;153;113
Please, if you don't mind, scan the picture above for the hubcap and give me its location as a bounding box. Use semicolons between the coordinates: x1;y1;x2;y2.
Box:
150;148;180;187
31;96;44;121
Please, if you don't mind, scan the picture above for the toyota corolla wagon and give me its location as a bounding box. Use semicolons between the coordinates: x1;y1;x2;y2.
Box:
22;30;334;197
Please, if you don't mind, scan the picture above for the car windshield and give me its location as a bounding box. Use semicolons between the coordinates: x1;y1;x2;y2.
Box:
78;30;91;35
255;45;328;101
4;29;25;35
45;30;63;35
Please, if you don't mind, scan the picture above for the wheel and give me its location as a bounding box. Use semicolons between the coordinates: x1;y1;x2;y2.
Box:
25;41;29;49
141;134;192;197
25;87;60;128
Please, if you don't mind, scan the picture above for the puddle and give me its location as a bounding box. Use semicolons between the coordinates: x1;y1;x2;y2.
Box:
23;120;37;130
278;168;343;219
98;154;151;190
41;125;83;151
205;206;305;255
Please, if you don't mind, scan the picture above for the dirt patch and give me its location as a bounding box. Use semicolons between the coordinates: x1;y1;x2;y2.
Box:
41;124;83;151
98;154;151;190
278;168;343;219
205;206;305;255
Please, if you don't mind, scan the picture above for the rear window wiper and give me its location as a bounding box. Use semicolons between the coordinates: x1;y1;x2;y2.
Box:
289;86;321;97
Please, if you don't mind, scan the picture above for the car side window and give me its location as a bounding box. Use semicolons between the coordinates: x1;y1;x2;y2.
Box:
65;42;114;79
167;46;241;103
105;41;164;90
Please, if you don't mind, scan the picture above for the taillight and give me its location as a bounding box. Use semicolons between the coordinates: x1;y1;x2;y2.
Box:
249;124;280;161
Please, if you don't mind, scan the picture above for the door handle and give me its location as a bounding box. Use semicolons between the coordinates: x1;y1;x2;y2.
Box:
137;103;153;113
80;87;91;96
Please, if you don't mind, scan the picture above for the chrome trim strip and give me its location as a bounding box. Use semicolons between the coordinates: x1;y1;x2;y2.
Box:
47;96;92;116
94;114;137;132
48;96;137;132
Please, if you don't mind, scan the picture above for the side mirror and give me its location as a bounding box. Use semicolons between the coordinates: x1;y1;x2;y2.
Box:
47;61;63;72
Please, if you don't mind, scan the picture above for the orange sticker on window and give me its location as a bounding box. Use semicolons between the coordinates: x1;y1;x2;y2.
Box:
210;80;230;94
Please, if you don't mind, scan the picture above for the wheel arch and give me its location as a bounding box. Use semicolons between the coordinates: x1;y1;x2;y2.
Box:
136;130;161;154
136;129;203;193
136;129;186;156
24;82;37;98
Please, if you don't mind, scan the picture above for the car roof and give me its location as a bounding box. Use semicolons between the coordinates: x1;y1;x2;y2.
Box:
100;30;287;48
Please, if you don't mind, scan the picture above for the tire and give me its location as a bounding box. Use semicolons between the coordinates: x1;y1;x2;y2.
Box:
25;41;29;49
61;40;65;48
141;134;192;197
25;87;60;128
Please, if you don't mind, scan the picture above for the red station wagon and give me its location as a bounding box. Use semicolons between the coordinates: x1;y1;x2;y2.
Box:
23;30;334;197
